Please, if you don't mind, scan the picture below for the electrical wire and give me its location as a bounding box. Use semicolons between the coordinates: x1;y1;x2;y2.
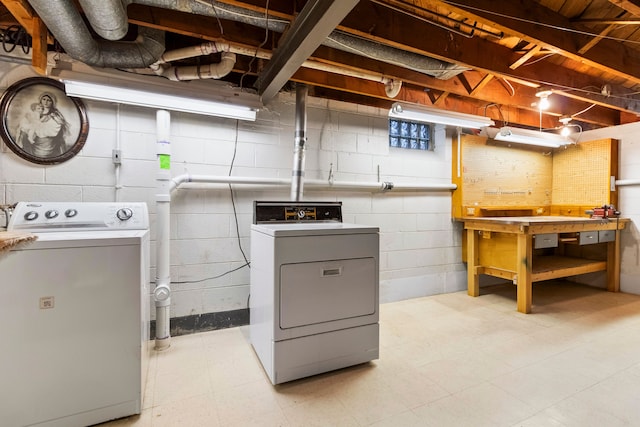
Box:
520;52;556;67
570;103;597;118
1;25;31;54
204;0;288;26
239;0;271;90
170;262;251;284
208;0;225;36
229;119;250;267
171;121;251;287
501;78;515;96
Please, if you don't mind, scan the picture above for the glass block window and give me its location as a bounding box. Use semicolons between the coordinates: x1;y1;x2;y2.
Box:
389;118;433;150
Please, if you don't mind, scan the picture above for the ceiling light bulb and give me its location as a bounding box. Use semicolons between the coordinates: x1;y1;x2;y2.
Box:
561;126;571;137
538;95;550;110
535;88;552;111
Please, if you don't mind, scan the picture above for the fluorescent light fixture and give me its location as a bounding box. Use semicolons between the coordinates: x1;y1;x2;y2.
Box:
494;126;568;148
63;80;257;121
389;102;494;129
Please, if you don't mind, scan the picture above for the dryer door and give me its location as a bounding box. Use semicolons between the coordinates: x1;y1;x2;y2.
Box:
279;257;376;329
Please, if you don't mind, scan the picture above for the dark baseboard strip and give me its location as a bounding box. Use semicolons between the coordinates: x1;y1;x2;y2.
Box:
150;308;249;339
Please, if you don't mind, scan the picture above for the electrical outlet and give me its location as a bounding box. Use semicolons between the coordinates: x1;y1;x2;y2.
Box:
112;149;122;165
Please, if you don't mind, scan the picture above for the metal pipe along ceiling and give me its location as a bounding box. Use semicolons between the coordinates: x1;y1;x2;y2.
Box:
291;85;308;201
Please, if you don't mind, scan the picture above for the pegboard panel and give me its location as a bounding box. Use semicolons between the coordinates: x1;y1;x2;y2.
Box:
551;139;616;206
455;135;553;214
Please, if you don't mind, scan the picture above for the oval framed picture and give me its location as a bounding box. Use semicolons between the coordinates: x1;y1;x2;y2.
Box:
0;77;89;165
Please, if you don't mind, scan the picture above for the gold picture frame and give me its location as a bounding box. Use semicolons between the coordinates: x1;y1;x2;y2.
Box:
0;77;89;165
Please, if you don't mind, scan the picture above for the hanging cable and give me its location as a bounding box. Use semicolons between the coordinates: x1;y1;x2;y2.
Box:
570;103;597;118
208;0;225;36
1;25;31;54
239;0;271;90
229;119;250;267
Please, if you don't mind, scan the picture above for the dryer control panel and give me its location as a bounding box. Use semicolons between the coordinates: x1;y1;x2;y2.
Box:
254;201;342;223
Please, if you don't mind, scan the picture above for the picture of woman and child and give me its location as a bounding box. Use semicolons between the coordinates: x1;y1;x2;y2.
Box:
1;78;87;165
15;92;71;158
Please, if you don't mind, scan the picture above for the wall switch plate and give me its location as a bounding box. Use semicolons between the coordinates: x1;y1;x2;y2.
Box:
112;149;122;165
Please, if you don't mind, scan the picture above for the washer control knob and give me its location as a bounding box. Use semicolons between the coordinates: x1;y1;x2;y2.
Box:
45;210;59;219
24;211;38;221
65;209;78;218
116;207;133;221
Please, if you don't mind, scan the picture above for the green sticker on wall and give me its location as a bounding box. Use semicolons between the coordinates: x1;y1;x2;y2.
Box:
159;154;170;169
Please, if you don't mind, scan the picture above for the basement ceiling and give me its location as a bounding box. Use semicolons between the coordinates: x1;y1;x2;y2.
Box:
2;0;640;131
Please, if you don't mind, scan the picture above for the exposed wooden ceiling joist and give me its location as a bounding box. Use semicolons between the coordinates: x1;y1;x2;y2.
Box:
608;0;640;16
434;0;640;84
0;0;637;132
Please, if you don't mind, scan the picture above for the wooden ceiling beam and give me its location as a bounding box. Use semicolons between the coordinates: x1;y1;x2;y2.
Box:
509;45;542;69
1;0;34;28
608;0;640;16
577;23;617;54
0;0;48;74
126;4;619;128
289;67;609;129
428;0;640;84
336;1;640;114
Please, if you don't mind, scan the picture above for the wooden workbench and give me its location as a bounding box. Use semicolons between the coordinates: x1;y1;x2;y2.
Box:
463;216;629;313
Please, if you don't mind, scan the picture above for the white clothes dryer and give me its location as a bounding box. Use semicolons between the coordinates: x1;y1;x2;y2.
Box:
250;201;379;384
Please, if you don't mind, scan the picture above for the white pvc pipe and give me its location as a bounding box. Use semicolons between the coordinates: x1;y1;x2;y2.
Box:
616;179;640;187
154;110;172;351
306;180;457;191
170;174;291;192
170;174;456;193
151;41;402;97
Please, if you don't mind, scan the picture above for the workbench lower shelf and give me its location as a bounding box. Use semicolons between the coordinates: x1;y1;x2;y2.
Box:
477;256;607;284
532;256;607;282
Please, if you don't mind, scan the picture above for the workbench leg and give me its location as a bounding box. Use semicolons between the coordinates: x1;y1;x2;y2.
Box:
467;228;480;297
606;231;621;292
516;233;533;314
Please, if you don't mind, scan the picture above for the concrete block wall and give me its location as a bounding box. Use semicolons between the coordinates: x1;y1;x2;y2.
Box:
0;62;465;328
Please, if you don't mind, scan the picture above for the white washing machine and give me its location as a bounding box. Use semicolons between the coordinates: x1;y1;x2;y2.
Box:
250;201;379;385
0;201;150;427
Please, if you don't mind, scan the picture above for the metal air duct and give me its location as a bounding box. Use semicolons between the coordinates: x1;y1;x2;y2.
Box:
28;0;165;68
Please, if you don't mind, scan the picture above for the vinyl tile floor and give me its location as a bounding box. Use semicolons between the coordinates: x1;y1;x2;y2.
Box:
101;280;640;427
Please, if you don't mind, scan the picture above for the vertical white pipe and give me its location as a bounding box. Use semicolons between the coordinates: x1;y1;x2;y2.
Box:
291;84;308;201
154;110;172;350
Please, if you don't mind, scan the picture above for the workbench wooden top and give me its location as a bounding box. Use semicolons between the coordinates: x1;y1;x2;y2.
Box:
460;215;629;233
462;215;611;224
